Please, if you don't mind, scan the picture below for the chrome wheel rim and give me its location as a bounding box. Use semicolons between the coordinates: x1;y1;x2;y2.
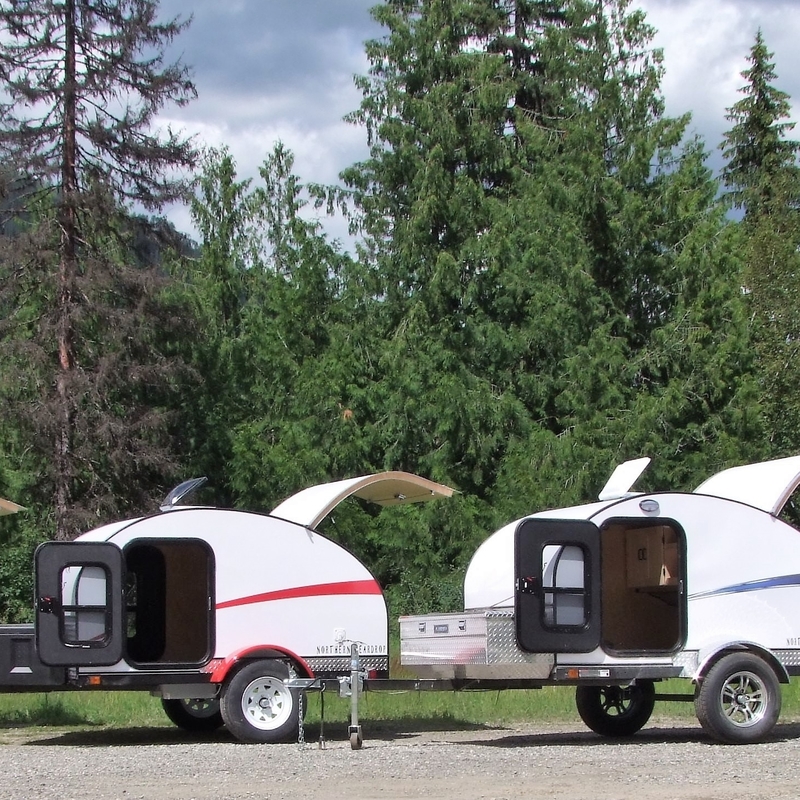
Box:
719;670;768;728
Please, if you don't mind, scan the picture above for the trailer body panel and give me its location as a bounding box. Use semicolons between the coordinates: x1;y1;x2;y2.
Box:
403;457;800;696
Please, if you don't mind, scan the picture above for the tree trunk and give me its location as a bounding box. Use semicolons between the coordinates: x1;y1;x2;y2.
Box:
55;0;78;541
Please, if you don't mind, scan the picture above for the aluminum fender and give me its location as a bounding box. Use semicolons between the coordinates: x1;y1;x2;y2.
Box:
694;641;790;684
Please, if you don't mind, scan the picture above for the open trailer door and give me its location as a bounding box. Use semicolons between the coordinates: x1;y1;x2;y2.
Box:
515;518;601;654
35;542;125;667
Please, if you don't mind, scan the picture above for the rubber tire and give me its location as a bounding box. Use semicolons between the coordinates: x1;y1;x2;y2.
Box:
576;681;656;737
695;653;781;744
220;659;301;743
161;697;224;733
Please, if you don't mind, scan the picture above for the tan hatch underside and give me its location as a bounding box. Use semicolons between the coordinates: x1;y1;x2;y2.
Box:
270;471;455;529
0;498;25;516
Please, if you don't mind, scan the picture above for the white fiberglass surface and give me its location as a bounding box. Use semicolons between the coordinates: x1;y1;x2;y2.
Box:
598;457;651;501
694;455;800;515
547;545;585;589
62;565;108;643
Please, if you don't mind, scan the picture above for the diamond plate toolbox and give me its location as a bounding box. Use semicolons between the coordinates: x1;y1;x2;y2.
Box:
399;609;553;679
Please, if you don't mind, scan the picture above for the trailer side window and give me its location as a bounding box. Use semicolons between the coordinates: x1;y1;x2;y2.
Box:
542;545;588;628
60;565;112;645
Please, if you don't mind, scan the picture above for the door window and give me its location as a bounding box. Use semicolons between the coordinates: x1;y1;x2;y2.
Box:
542;544;588;628
60;565;113;646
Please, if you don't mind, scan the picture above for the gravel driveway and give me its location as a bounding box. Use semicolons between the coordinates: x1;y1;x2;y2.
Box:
1;717;799;800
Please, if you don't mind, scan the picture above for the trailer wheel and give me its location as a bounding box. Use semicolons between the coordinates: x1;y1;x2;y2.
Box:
575;681;655;737
221;659;301;743
695;653;781;744
161;697;224;733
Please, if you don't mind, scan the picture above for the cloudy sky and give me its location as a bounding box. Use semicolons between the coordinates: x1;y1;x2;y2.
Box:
156;0;800;243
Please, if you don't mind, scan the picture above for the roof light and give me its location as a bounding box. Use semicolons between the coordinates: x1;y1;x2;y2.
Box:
639;498;660;514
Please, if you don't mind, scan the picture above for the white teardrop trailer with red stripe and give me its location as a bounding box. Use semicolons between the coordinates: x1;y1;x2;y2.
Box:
0;472;452;743
4;455;800;746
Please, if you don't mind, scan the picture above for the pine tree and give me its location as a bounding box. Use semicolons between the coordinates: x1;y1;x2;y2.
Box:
721;32;800;454
0;0;197;539
345;0;763;525
721;30;799;220
181;145;372;510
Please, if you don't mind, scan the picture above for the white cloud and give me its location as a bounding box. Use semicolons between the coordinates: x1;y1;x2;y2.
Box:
154;0;377;246
639;0;800;165
152;0;800;245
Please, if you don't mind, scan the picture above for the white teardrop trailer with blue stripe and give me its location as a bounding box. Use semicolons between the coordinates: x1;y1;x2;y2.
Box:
397;454;800;745
3;455;800;745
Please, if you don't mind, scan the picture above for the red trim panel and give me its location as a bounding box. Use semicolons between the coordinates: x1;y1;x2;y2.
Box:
206;647;313;683
216;579;381;610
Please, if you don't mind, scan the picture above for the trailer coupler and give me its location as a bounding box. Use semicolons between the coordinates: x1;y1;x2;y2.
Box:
287;642;366;750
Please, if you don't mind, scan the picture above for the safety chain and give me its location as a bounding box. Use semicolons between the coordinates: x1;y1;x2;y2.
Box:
297;686;306;746
287;662;306;747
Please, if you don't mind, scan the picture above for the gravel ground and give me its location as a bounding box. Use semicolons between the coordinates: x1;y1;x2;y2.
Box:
2;717;800;800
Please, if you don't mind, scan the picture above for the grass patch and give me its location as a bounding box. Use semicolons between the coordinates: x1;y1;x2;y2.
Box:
3;676;800;733
0;691;168;729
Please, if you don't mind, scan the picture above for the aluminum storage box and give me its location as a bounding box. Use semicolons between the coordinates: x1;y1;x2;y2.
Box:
399;610;553;680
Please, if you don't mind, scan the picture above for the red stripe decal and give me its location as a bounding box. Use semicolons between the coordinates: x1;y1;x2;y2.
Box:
216;579;381;610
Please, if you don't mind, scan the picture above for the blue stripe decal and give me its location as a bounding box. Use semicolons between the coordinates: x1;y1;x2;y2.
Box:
690;574;800;600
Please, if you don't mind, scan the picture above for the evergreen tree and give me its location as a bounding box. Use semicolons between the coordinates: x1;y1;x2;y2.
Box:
721;33;800;453
0;0;197;539
721;30;799;220
181;145;374;509
345;0;763;536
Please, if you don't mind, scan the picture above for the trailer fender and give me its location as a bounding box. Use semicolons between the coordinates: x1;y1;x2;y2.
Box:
204;646;313;684
695;642;789;685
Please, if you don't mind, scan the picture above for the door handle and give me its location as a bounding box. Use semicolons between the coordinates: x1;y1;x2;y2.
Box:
37;596;60;614
516;576;538;594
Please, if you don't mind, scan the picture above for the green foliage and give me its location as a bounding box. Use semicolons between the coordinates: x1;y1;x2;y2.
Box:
721;30;799;219
176;145;377;510
0;1;789;619
0;520;40;623
343;0;764;536
0;0;198;539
